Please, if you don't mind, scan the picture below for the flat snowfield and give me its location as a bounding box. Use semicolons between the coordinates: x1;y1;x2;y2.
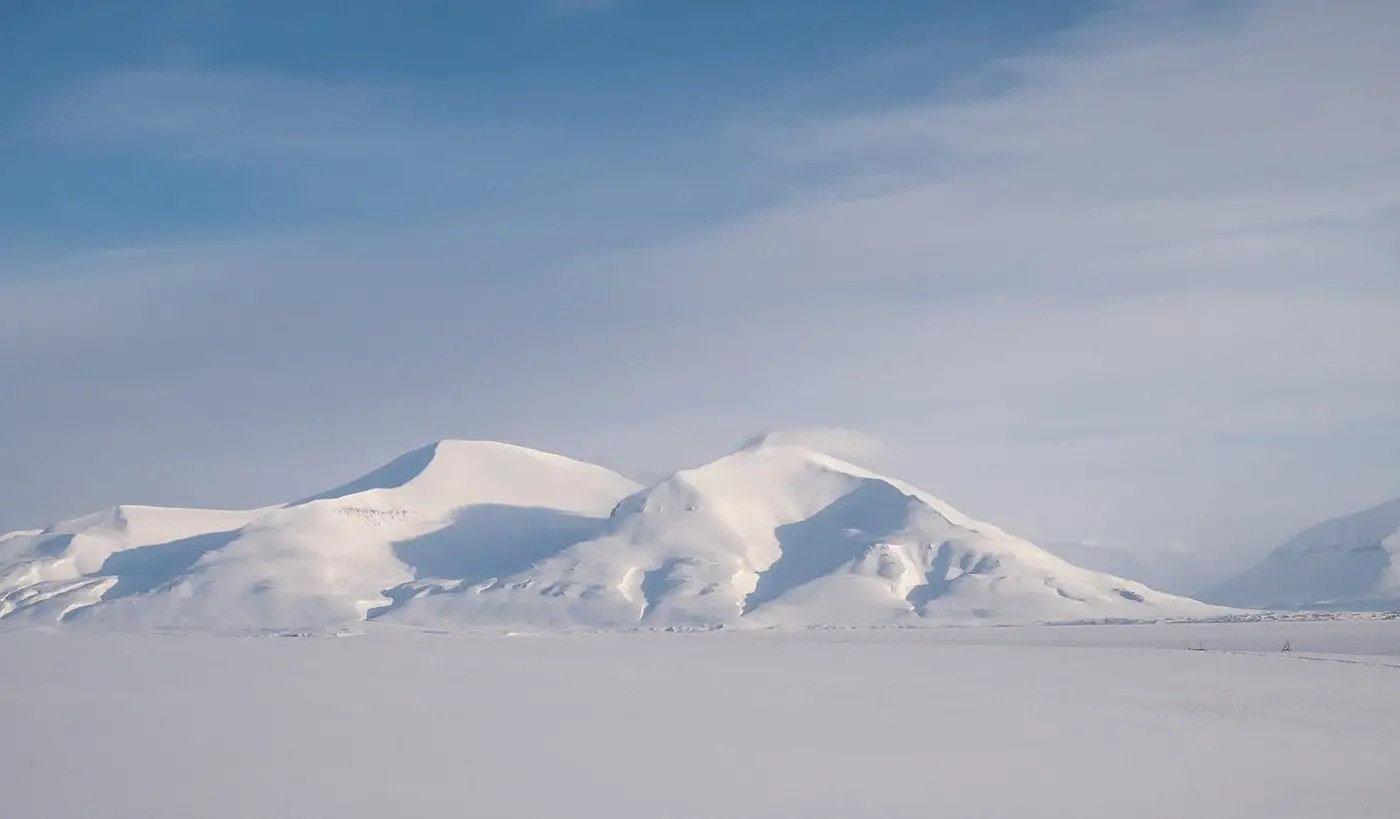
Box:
3;621;1398;819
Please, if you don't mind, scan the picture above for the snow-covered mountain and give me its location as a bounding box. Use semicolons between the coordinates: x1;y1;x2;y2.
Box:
0;437;1225;632
1204;498;1400;611
0;441;637;631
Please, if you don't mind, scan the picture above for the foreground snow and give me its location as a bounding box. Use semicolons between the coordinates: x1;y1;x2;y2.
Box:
2;620;1397;819
0;437;1223;631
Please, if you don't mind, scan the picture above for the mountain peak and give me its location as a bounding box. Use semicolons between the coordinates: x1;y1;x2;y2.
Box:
296;440;638;512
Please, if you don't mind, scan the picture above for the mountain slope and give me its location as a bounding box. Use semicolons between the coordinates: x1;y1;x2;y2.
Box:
0;437;1226;632
0;505;261;623
1205;498;1400;610
382;442;1223;629
0;441;639;630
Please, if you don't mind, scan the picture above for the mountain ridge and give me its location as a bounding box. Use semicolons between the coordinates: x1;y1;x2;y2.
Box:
2;436;1229;631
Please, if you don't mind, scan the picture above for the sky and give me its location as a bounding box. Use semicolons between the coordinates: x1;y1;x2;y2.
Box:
1;0;1397;587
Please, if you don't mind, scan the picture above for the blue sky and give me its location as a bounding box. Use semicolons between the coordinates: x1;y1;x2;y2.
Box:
1;0;1092;246
2;0;1398;584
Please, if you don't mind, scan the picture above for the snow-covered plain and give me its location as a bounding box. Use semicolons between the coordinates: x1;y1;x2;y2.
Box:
3;620;1398;819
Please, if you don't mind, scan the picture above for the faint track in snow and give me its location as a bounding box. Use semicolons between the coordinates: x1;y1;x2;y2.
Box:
1194;649;1400;671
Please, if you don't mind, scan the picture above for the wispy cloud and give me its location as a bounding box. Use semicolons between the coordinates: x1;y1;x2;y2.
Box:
559;0;1400;550
27;69;462;160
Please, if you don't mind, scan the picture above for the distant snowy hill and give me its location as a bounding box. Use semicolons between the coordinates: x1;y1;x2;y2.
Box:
1204;498;1400;611
0;437;1226;632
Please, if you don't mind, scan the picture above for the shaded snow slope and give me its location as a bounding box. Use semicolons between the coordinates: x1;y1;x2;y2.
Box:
1;438;1225;631
1205;498;1400;610
0;505;261;623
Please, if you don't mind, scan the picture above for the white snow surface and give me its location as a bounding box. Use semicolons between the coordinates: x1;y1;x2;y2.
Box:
2;621;1399;819
1206;497;1400;610
0;438;1225;632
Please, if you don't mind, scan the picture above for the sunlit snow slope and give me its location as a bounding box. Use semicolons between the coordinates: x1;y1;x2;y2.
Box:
0;438;1225;631
1205;498;1400;610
